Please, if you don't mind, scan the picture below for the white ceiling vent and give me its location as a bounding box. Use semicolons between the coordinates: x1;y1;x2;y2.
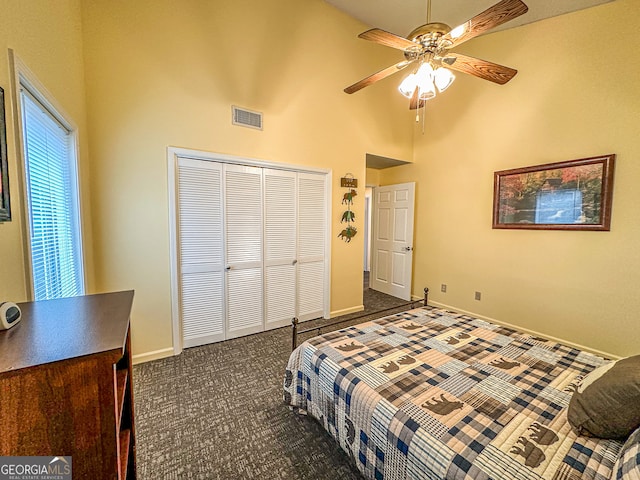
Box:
232;106;263;130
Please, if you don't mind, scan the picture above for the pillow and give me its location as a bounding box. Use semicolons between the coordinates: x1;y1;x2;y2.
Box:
612;425;640;480
567;354;640;439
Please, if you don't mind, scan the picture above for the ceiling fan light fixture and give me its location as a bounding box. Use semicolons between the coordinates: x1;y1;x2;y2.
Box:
434;67;455;92
398;73;418;98
415;62;434;82
416;63;436;99
418;79;436;100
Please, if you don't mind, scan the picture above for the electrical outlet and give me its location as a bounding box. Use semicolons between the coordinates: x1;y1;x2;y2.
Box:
441;284;447;293
475;291;481;301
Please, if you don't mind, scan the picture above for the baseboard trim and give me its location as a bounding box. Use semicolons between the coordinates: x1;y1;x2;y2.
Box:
132;347;175;365
331;305;364;318
427;300;620;360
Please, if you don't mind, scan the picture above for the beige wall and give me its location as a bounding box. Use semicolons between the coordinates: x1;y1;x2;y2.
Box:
380;0;640;357
0;0;93;302
365;168;381;187
81;0;413;357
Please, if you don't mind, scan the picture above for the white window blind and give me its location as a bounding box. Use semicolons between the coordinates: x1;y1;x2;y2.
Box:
21;88;84;300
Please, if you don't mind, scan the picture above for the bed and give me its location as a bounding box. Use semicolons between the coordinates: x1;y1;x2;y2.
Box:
284;305;636;480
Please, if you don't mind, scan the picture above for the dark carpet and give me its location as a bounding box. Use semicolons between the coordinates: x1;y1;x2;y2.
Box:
133;285;410;479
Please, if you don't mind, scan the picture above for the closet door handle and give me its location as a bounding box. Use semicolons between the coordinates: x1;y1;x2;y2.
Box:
292;259;298;265
225;266;232;271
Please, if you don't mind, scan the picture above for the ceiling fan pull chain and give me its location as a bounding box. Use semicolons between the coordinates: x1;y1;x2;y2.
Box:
427;0;431;24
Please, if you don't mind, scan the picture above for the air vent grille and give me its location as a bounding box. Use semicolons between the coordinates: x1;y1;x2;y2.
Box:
232;106;263;130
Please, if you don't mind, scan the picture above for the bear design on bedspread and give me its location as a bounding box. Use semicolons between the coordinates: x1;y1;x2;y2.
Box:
422;393;464;416
380;361;399;374
401;323;423;331
527;422;559;446
397;355;416;365
444;331;471;345
345;417;355;445
335;341;362;352
510;437;546;468
499;417;563;471
488;357;521;370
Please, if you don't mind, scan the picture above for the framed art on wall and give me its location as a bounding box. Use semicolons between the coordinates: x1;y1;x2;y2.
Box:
493;154;615;231
0;86;10;222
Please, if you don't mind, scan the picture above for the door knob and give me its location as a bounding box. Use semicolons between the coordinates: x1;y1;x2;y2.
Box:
404;246;413;251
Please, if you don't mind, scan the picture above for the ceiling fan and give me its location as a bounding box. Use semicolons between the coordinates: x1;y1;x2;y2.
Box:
344;0;529;110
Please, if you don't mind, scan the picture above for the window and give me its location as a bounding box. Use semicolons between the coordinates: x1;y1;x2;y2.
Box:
20;86;84;300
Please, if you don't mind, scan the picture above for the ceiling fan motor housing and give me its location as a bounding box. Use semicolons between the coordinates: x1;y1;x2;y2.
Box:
405;22;453;61
408;22;451;42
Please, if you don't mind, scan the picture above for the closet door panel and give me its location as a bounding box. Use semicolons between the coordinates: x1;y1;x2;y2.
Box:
226;268;263;339
265;265;296;328
297;172;326;321
264;169;297;329
224;164;263;336
298;262;324;321
177;158;225;347
181;270;224;347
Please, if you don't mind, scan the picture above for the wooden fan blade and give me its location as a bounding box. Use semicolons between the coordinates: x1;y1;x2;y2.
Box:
442;0;528;48
358;28;417;51
409;87;425;110
344;60;415;94
445;53;517;85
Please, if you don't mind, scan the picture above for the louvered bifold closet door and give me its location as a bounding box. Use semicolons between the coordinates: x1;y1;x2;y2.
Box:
264;169;297;330
224;164;264;339
297;172;326;321
177;158;225;347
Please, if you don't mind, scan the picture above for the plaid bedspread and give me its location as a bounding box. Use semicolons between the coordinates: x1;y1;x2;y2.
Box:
284;307;625;480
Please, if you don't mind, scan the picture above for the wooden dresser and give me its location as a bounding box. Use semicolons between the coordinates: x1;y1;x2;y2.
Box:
0;291;137;480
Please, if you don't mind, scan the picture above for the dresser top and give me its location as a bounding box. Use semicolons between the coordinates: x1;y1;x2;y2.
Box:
0;291;134;374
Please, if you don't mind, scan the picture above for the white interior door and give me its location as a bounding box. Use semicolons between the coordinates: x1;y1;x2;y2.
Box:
297;172;326;321
177;158;225;347
224;164;264;339
264;169;297;329
370;182;415;301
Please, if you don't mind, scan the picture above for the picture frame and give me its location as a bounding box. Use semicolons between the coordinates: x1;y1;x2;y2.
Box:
0;86;11;222
493;154;615;231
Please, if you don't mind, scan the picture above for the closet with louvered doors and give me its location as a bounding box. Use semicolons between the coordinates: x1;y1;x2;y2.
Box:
173;153;328;349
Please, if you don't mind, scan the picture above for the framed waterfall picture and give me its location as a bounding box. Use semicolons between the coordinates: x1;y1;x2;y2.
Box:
492;154;615;231
0;87;10;221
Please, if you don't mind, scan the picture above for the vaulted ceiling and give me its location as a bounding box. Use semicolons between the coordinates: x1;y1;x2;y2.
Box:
324;0;616;37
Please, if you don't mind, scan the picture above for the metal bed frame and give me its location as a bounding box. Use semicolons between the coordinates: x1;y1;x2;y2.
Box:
291;288;429;351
